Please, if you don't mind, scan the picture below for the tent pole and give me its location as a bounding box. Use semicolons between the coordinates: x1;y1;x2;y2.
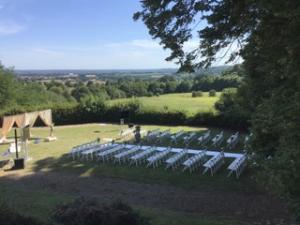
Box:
14;129;19;159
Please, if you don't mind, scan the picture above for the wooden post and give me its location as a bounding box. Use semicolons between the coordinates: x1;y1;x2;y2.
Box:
14;129;19;159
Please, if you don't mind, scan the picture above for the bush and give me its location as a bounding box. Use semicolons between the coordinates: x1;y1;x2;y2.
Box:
51;198;150;225
209;89;217;97
192;91;203;97
0;202;44;225
135;110;187;125
214;88;249;129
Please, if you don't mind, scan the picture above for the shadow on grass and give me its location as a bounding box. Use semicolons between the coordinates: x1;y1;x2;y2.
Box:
0;152;291;225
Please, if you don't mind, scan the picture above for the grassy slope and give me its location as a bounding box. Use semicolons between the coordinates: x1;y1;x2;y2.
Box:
107;92;220;115
0;124;251;225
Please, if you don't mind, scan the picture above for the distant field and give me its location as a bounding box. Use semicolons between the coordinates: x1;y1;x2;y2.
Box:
107;92;220;115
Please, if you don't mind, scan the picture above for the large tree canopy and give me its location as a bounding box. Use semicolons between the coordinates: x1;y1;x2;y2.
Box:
134;0;263;70
135;0;300;219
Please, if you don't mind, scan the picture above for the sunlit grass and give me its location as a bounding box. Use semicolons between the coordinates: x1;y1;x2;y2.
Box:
107;92;220;116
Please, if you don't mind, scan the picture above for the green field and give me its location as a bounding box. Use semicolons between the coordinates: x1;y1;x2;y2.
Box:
108;92;220;115
0;124;289;225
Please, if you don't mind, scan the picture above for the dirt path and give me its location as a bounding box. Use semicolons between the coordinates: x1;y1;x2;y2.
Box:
0;170;290;225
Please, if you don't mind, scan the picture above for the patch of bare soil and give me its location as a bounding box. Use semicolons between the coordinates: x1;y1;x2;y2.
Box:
0;170;291;225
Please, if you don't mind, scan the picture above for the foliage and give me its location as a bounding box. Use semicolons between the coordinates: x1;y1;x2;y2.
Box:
215;88;249;129
192;91;203;97
51;198;150;225
208;90;216;97
0;65;17;108
193;74;241;91
0;202;44;225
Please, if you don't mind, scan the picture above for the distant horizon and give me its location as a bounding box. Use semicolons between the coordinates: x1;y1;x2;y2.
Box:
14;65;230;72
14;67;179;71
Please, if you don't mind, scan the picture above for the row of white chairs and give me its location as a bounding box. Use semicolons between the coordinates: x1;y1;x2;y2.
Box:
227;132;239;149
197;130;211;145
69;142;247;178
165;149;188;170
70;141;101;159
80;142;115;160
145;129;228;148
147;148;171;168
145;129;255;151
114;146;140;164
70;140;99;153
146;129;161;141
97;145;125;162
170;130;185;144
211;131;224;147
183;132;197;145
203;152;225;175
130;147;155;166
182;151;207;173
227;154;247;178
157;129;171;140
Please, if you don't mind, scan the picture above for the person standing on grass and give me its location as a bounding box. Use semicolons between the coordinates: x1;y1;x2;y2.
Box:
134;126;141;144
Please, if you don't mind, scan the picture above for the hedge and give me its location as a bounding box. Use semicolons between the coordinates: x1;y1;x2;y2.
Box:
0;101;249;130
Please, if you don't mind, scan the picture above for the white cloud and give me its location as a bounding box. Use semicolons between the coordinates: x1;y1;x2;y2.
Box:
183;40;200;51
0;21;25;35
32;48;65;57
130;39;160;49
105;39;161;50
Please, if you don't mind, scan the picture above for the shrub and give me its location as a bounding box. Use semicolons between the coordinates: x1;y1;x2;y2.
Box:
0;202;44;225
51;198;150;225
135;110;187;125
215;88;249;129
209;89;217;97
192;91;203;97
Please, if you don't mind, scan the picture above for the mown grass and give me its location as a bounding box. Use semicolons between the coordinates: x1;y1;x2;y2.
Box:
0;179;246;225
107;92;220;116
0;183;244;225
0;124;251;225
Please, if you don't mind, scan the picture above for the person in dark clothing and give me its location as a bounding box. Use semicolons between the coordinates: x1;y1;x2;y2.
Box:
134;126;141;143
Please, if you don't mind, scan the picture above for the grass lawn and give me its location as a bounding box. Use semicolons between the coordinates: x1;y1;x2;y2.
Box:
0;124;289;225
107;92;220;116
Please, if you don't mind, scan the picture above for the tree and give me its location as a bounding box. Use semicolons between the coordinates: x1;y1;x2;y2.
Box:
215;88;249;128
135;0;300;218
176;80;192;92
71;86;91;101
134;0;258;71
0;64;17;108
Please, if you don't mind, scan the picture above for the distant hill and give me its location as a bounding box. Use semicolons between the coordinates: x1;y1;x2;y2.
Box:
15;68;177;76
194;65;232;75
15;66;232;78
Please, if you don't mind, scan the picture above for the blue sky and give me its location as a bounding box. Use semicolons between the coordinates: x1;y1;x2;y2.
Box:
0;0;233;70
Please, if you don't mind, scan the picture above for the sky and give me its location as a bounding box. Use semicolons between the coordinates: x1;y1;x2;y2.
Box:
0;0;233;70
